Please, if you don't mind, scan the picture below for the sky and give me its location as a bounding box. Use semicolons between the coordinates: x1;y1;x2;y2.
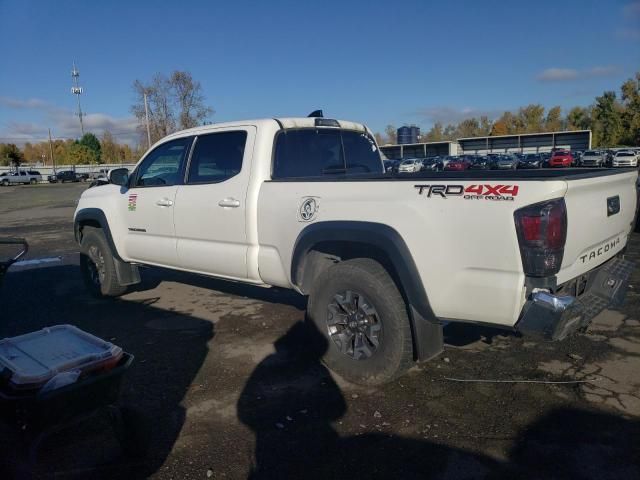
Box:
0;0;639;146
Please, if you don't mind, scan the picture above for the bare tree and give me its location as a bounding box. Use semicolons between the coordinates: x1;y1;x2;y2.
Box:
170;71;214;129
132;70;213;144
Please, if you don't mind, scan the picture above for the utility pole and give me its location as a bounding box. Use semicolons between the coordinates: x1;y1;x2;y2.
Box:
71;62;85;135
143;91;152;149
48;128;56;173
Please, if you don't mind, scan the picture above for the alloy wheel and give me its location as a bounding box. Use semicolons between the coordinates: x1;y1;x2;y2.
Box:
326;290;382;360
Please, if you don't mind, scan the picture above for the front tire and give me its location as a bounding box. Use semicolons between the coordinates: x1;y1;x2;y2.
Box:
307;258;413;385
80;227;128;297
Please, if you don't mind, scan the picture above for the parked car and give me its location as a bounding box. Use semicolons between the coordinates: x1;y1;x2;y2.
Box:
549;150;574;168
398;158;423;173
494;154;520;170
518;153;543;169
612;150;639;168
421;157;443;171
580;150;606;167
48;170;81;183
383;160;400;173
539;152;552;167
74;114;637;385
443;156;472;171
468;156;492;170
0;170;41;186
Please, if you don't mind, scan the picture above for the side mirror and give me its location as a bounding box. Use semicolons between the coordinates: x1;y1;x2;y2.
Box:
109;168;129;187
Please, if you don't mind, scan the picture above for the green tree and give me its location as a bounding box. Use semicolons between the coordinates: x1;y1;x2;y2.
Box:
0;143;24;167
566;106;591;131
442;124;457;140
517;104;545;133
478;116;492;136
100;131;119;163
67;143;98;165
621;72;640;146
544;106;563;131
79;133;102;163
456;118;480;138
593;91;623;147
423;122;444;142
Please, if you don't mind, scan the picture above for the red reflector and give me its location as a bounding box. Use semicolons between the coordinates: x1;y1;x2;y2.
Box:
520;216;541;241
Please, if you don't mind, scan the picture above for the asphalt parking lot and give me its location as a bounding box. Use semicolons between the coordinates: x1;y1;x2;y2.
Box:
0;182;639;479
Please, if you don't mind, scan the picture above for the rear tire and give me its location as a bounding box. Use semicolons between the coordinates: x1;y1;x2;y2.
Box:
307;258;413;385
80;226;127;297
1;180;8;187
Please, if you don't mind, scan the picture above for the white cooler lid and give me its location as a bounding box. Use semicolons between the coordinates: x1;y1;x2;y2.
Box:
0;324;122;387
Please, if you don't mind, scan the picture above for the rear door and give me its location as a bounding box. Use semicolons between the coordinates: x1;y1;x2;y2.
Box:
174;127;255;279
123;137;192;267
558;170;638;283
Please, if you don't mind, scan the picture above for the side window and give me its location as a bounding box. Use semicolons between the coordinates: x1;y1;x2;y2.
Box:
273;129;343;178
135;137;191;187
342;131;383;173
186;131;247;184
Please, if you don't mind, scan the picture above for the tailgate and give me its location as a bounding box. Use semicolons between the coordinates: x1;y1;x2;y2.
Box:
558;170;638;283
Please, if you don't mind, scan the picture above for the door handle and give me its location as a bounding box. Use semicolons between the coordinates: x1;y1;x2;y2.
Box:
156;198;174;207
218;198;240;208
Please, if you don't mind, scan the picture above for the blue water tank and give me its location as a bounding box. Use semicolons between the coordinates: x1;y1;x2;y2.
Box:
397;125;420;144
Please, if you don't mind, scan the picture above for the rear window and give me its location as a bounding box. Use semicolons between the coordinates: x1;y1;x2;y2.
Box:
272;129;381;179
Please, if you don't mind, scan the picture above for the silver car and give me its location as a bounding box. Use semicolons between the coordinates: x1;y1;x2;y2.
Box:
581;150;605;167
398;158;423;173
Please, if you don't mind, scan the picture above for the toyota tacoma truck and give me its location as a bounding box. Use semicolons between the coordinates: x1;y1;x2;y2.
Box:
74;115;638;385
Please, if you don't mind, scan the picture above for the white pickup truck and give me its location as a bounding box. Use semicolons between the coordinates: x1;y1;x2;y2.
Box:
74;116;638;384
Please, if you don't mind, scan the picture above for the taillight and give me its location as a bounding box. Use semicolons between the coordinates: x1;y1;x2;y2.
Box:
514;198;567;277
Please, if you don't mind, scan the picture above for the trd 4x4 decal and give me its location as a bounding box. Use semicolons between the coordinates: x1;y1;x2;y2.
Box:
415;184;519;201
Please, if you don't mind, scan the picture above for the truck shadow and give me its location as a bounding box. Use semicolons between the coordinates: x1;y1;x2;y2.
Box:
131;265;308;311
237;320;640;479
0;263;213;478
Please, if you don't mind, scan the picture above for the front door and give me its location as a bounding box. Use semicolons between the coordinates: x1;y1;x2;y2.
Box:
174;127;255;279
124;137;192;267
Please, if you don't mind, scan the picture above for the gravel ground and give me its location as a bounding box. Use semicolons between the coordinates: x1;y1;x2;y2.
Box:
0;182;638;479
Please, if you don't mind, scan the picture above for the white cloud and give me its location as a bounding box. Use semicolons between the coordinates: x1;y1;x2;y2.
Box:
0;96;139;145
536;65;621;82
415;106;503;125
0;97;51;110
537;68;579;82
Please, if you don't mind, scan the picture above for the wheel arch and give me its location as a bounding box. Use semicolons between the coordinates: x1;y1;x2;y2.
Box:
74;208;123;261
291;221;443;361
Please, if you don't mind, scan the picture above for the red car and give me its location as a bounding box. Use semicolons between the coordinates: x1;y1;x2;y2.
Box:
444;157;472;171
549;150;574;168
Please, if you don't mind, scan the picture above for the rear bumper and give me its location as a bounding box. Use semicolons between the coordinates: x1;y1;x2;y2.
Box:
516;256;634;340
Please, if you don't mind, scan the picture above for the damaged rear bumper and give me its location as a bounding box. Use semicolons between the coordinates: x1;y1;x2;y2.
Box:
516;256;635;340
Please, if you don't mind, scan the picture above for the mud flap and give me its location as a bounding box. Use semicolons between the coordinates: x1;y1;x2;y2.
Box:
410;306;444;361
113;259;141;286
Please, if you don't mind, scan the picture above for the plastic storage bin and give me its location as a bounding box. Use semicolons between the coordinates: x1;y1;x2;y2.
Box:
0;325;123;392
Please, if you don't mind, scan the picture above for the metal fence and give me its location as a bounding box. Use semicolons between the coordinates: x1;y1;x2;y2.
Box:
0;163;137;176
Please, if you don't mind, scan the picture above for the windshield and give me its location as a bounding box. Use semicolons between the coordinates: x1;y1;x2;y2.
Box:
584;151;598;156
